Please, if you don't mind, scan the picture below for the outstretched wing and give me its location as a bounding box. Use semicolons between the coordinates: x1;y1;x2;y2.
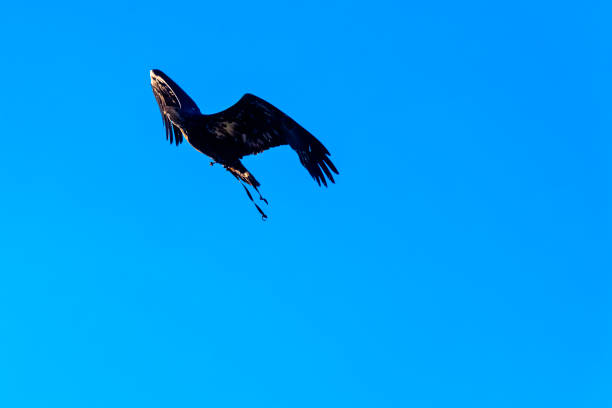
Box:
205;94;339;186
150;69;200;145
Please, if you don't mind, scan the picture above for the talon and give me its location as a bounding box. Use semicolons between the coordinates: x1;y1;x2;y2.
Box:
210;161;215;166
260;197;268;205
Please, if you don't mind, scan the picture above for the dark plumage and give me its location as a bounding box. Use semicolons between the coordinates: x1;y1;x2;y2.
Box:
150;69;338;219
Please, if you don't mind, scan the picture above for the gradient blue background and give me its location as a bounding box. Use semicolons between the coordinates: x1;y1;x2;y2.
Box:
0;1;609;407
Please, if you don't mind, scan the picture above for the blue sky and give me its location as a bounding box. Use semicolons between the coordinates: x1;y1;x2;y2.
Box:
0;1;608;407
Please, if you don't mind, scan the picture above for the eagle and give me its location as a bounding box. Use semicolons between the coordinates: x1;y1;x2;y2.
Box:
150;69;338;219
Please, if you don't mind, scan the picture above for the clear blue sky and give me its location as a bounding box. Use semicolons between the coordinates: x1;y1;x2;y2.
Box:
0;1;608;407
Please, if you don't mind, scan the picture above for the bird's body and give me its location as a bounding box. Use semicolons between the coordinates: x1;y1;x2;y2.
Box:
150;69;338;218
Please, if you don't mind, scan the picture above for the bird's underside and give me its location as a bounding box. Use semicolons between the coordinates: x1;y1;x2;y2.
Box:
150;69;338;219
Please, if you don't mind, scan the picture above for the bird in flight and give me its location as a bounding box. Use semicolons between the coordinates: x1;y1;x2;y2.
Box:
150;69;338;219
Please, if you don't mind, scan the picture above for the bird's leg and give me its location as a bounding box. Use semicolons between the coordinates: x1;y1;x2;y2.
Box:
234;176;268;220
252;185;268;205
